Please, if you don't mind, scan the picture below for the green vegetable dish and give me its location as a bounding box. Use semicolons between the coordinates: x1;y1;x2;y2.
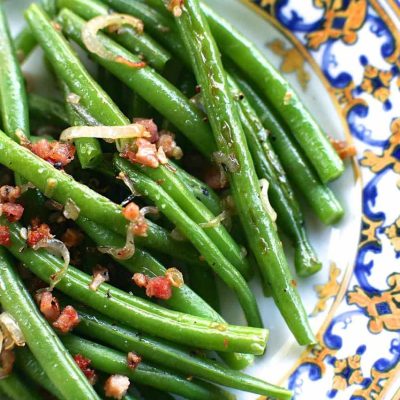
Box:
0;0;354;399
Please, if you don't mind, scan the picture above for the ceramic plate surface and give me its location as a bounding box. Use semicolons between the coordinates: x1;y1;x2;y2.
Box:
6;0;400;399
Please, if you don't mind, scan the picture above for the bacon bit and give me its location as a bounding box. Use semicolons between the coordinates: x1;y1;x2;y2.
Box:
157;131;183;160
29;139;75;168
61;228;84;248
38;291;61;322
1;203;24;223
223;338;229;348
127;352;142;370
122;202;148;237
115;56;146;69
186;375;193;381
74;354;97;385
0;349;15;378
0;186;21;203
122;202;140;222
52;306;80;333
283;91;293;105
132;273;149;288
104;375;130;400
0;226;11;247
89;265;109;292
330;137;357;160
133;118;159;143
204;164;228;190
146;276;172;300
168;0;184;17
27;221;52;247
121;138;159;168
291;279;297;287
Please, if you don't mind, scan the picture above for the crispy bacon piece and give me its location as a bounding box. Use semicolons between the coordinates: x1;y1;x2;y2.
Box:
132;273;148;288
204;165;228;190
133;118;159;143
146;276;172;300
74;354;97;385
104;375;130;400
157;131;183;160
1;203;24;222
0;186;21;203
52;305;80;333
122;138;159;169
27;221;52;247
122;203;148;237
29;139;75;168
122;203;140;222
38;291;61;322
127;352;142;370
0;226;11;247
330;138;357;160
168;0;184;17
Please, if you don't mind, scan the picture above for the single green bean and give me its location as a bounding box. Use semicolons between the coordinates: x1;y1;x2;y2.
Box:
74;307;290;398
15;349;66;400
0;248;100;400
0;3;30;142
3;218;268;354
28;93;69;127
58;0;171;71
202;4;343;183
0;372;42;400
232;69;344;225
133;162;250;277
101;0;190;65
229;76;321;277
13;26;37;63
62;335;234;400
169;160;222;218
56;8;215;157
115;156;262;327
60;81;104;169
0;129;202;264
172;0;315;345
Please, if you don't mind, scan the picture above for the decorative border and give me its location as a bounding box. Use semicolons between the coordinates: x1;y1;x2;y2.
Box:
240;1;400;399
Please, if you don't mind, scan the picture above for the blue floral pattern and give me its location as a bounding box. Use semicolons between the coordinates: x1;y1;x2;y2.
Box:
243;1;400;399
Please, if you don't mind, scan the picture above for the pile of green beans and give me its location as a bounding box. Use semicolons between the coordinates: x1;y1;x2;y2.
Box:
0;0;351;398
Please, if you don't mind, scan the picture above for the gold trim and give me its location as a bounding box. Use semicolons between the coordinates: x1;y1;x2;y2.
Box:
239;0;399;392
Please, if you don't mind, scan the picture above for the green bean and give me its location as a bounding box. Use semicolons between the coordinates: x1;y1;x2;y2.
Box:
28;93;69;127
60;81;104;169
0;4;30;143
169;160;222;216
2;218;268;354
56;8;215;157
75;216;252;370
228;76;321;277
15;348;66;400
58;0;171;71
133;162;250;277
74;307;290;398
62;335;234;400
0;249;99;400
138;386;175;400
0;372;42;400
13;26;37;63
172;0;315;345
201;4;343;183
0;129;202;264
231;69;344;225
115;157;262;327
101;0;190;65
187;265;220;312
76;216;219;317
